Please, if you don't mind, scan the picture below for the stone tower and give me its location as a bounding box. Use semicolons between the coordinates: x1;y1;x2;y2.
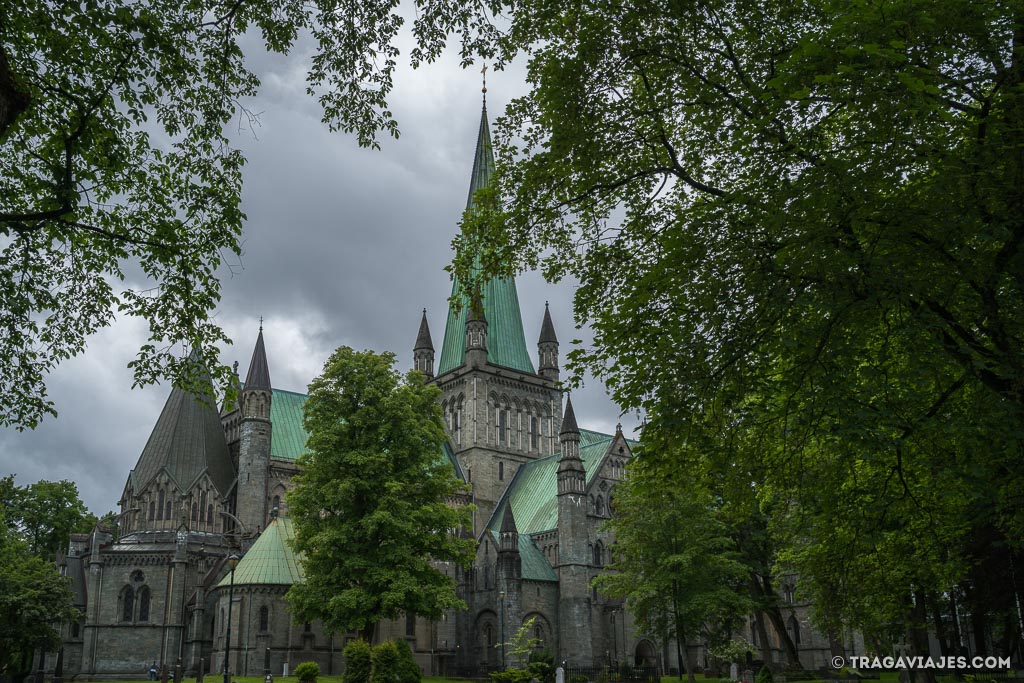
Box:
413;309;435;379
427;103;564;532
555;397;592;665
497;504;523;670
236;327;272;541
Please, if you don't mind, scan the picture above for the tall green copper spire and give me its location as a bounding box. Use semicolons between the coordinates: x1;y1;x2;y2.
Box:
437;103;535;376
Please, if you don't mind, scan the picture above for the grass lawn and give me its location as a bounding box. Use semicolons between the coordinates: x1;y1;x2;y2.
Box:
112;678;453;683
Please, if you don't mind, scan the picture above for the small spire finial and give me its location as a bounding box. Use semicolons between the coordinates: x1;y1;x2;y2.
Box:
259;315;263;332
481;64;488;107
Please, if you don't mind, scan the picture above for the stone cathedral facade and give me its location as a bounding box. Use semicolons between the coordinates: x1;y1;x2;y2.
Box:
47;105;847;682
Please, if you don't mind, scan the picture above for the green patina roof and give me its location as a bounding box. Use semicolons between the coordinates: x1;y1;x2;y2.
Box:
485;428;635;581
437;108;535;377
269;388;310;462
219;515;303;587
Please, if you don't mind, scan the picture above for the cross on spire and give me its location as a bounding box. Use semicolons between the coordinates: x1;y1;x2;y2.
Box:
481;64;488;107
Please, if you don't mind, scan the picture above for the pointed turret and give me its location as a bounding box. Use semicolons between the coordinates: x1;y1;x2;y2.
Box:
437;106;535;377
237;327;274;540
413;309;435;379
243;327;271;392
499;504;519;552
555;394;591;665
538;302;559;381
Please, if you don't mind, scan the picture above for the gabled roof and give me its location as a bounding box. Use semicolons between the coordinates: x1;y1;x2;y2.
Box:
484;428;636;581
217;515;303;587
130;377;235;496
437;107;536;377
243;328;272;391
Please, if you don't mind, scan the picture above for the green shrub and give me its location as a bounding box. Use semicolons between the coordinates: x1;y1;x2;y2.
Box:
295;661;320;683
393;639;421;683
489;670;536;683
371;640;401;683
343;639;372;683
756;666;774;683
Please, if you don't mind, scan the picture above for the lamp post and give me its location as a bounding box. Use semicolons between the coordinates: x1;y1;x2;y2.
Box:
499;591;506;672
223;555;240;683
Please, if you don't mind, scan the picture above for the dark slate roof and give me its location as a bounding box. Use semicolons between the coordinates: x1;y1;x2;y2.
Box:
130;379;235;496
539;303;558;344
560;395;579;435
415;309;434;351
437;107;536;377
243;328;272;391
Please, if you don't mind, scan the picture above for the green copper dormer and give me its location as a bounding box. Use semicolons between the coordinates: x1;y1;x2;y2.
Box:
437;105;535;376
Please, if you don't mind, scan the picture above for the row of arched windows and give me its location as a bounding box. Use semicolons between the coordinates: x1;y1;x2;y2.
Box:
148;487;173;522
487;394;550;453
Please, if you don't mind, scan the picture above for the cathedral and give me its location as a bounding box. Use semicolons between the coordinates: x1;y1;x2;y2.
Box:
47;104;848;681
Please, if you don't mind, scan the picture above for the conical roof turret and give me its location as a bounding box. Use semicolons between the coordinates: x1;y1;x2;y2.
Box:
500;503;518;534
243;327;271;391
539;302;558;344
415;309;434;351
560;395;579;436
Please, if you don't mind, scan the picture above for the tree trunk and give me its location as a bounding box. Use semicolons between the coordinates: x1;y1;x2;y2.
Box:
908;589;936;683
928;592;950;657
753;610;772;665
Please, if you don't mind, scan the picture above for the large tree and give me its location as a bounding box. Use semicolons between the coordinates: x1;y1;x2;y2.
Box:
596;448;750;681
0;475;96;561
286;347;475;640
447;0;1024;657
0;0;497;428
0;511;78;678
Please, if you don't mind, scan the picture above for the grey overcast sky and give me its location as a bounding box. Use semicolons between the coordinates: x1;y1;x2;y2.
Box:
0;32;643;515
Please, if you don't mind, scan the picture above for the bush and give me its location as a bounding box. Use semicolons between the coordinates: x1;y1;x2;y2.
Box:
295;661;320;683
756;666;774;683
394;639;421;683
370;640;401;683
343;640;372;683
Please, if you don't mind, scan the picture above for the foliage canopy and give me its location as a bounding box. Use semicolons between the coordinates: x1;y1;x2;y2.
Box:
286;347;475;639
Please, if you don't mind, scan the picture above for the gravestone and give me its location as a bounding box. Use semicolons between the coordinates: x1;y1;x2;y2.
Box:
742;669;755;683
730;663;739;680
555;665;565;683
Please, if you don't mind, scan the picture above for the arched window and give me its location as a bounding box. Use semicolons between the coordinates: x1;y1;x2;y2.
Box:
165;500;172;521
788;615;801;645
406;612;416;637
121;586;134;622
138;586;150;622
148;501;155;521
594;542;603;567
304;622;312;633
272;495;281;512
220;608;225;633
484;567;490;590
498;408;508;445
259;606;269;632
534;623;543;644
485;624;493;647
191;502;198;522
207;504;214;525
596;496;605;516
200;491;207;524
157;489;165;520
498;461;504;481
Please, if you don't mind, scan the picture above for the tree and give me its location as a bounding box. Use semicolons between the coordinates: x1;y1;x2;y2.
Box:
0;0;498;428
286;347;475;640
441;0;1023;663
0;512;78;678
0;475;95;561
595;450;750;682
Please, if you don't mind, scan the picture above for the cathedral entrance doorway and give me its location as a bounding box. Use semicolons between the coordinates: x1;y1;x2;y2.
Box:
634;640;657;669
